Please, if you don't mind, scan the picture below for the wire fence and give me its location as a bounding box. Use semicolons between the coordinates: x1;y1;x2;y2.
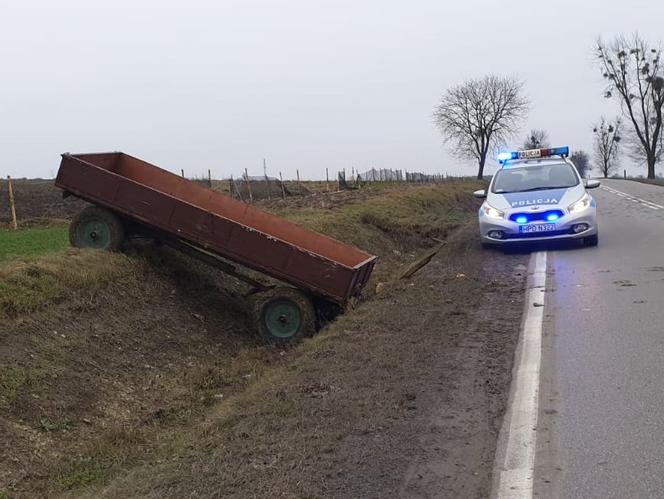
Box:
356;168;451;183
223;167;461;202
1;165;467;225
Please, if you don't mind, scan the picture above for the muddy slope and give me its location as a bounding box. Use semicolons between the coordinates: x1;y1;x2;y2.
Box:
0;247;275;496
90;232;527;499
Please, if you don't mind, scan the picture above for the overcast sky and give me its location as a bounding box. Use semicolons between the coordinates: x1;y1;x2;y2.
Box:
1;0;663;179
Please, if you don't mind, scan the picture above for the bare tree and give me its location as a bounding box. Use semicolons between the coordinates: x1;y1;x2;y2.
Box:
570;150;591;178
596;34;664;178
523;129;550;150
593;117;622;178
433;75;528;179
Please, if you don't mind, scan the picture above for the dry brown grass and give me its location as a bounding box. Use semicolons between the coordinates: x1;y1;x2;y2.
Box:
0;180;491;498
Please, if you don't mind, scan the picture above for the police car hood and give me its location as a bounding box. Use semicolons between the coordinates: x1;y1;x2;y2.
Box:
489;184;585;211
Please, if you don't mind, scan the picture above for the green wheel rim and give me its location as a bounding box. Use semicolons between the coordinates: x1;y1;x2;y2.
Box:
76;220;112;249
263;299;302;339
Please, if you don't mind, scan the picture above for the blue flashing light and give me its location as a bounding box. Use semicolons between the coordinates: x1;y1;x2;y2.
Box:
546;213;560;222
515;216;528;224
548;146;570;157
497;151;515;163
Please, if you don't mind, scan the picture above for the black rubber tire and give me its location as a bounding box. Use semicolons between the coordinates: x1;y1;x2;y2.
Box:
252;287;316;346
583;234;599;247
69;206;125;251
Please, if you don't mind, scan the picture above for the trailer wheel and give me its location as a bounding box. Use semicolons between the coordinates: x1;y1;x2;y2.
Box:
69;206;125;251
254;287;316;345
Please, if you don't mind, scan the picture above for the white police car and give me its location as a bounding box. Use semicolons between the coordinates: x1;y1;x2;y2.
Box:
474;146;599;247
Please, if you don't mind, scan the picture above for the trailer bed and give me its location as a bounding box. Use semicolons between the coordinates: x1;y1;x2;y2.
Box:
55;152;376;305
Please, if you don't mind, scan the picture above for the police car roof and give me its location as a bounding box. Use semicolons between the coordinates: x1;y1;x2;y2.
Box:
501;157;570;169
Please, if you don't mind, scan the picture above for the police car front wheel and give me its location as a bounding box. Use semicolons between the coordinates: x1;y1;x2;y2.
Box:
583;234;599;247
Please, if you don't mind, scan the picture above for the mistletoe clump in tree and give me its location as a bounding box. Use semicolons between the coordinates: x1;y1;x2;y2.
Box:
523;129;550;150
593;117;622;178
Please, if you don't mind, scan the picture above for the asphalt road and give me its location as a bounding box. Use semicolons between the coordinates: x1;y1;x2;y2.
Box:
535;179;664;498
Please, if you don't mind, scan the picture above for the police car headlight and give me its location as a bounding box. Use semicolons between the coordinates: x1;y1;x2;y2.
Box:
568;193;591;214
482;204;505;220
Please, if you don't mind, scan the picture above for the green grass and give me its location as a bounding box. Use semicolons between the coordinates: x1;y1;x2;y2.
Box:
0;225;69;262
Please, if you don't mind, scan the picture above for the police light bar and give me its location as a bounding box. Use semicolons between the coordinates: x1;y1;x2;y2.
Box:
497;146;570;164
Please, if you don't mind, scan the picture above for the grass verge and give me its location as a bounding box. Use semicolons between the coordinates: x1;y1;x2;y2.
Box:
0;249;134;320
624;177;664;187
0;225;69;262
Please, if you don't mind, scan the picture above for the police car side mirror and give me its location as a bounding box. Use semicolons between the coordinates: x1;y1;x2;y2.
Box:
473;189;487;199
585;180;600;189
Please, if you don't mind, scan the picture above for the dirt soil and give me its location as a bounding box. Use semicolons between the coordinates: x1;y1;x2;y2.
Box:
84;233;528;499
0;177;397;224
0;180;527;498
0;179;86;225
0;248;273;496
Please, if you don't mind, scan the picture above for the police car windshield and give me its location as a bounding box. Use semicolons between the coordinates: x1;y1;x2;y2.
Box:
492;163;579;194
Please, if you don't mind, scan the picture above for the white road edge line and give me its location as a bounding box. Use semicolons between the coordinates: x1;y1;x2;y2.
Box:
492;251;547;499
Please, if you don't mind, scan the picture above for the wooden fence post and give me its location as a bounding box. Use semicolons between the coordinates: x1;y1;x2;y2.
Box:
181;169;185;178
208;169;212;188
244;168;253;202
326;168;330;192
233;175;245;202
279;172;286;199
264;159;271;199
7;176;18;230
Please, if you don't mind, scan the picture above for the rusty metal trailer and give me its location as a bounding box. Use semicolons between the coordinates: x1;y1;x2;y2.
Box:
55;152;376;344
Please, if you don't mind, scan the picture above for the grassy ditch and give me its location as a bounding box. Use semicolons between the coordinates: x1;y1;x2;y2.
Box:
0;249;132;320
0;181;483;321
0;180;487;497
270;182;482;282
76;225;524;499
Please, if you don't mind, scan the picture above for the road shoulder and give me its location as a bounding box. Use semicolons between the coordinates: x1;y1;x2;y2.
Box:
92;234;529;498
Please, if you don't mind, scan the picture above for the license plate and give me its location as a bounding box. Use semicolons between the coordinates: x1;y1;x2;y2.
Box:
519;223;557;234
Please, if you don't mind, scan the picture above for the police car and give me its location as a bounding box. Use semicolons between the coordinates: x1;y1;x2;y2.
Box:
474;146;599;247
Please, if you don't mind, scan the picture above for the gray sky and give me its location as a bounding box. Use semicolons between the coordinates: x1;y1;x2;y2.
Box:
2;0;663;179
